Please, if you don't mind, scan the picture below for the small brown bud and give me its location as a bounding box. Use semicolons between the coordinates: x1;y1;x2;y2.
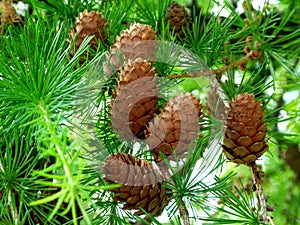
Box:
244;46;251;53
222;56;230;64
254;40;262;49
250;49;261;59
244;18;249;26
266;205;274;212
224;40;231;46
258;171;265;178
240;62;247;71
246;35;252;43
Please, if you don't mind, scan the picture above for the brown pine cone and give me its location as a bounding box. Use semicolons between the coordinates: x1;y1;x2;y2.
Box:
111;58;160;140
222;93;268;165
69;10;108;63
102;153;169;216
146;93;203;164
165;1;192;39
105;23;157;74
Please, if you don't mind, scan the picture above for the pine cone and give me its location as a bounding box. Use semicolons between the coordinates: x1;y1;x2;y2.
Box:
146;93;203;164
105;23;157;74
69;10;108;63
222;93;268;165
103;153;169;216
165;1;192;39
111;58;160;140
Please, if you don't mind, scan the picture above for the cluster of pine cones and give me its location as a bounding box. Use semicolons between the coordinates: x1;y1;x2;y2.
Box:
68;1;193;64
67;1;269;218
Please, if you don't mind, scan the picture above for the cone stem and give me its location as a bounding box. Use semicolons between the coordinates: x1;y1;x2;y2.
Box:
179;200;190;225
133;216;151;225
249;162;268;223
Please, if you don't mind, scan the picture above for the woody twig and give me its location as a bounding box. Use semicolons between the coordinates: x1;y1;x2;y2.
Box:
169;51;256;79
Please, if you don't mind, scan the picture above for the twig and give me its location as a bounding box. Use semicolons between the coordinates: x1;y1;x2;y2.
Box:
169;52;252;79
179;200;190;225
0;160;19;224
268;216;276;225
8;189;19;225
211;52;252;75
249;162;268;223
